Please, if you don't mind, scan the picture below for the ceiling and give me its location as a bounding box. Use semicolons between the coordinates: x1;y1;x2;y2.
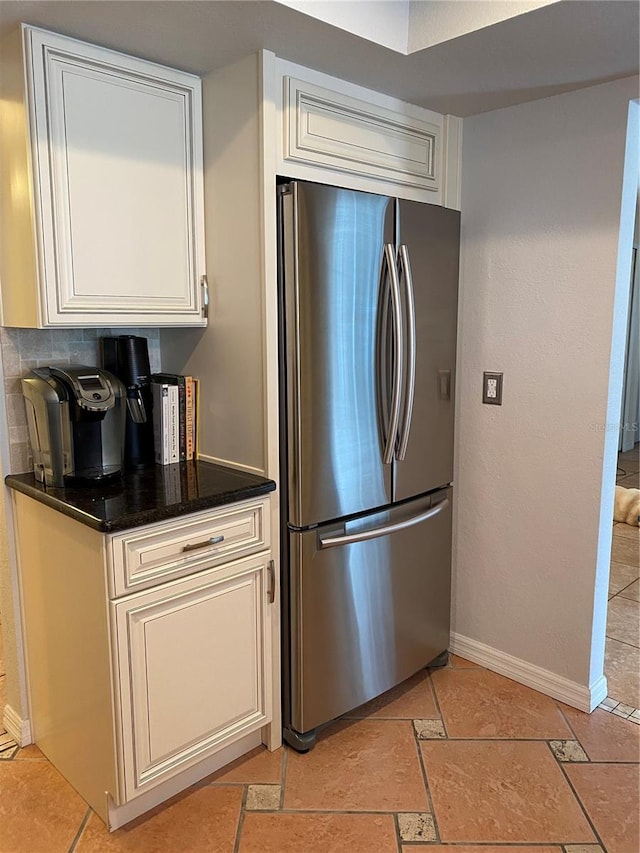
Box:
278;1;560;55
0;0;637;116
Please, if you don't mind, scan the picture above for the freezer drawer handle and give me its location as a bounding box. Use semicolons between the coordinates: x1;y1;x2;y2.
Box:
318;498;449;549
182;534;225;553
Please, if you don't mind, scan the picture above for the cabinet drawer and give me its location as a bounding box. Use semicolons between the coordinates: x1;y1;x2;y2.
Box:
108;499;270;597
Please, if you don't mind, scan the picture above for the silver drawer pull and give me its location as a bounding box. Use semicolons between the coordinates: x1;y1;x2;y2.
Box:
267;559;276;604
182;534;224;553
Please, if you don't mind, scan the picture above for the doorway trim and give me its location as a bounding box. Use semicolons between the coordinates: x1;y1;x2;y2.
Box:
590;97;640;693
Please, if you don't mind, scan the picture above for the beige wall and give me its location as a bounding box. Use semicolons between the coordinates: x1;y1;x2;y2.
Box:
0;463;24;721
160;55;267;476
0;340;27;723
453;76;639;689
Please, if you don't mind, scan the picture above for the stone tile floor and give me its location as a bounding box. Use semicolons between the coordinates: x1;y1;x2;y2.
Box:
0;655;638;853
0;448;637;851
606;446;640;711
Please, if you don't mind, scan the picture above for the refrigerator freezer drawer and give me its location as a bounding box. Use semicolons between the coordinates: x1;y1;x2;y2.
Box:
287;490;452;734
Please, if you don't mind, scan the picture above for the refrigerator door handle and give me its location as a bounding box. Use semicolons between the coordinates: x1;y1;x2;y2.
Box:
382;242;404;465
318;498;449;549
376;253;391;441
396;244;416;462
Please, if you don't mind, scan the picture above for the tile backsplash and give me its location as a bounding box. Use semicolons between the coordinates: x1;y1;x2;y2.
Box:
1;327;161;474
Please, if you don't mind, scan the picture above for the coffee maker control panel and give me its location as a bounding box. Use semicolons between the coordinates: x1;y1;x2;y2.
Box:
77;374;114;406
51;368;116;413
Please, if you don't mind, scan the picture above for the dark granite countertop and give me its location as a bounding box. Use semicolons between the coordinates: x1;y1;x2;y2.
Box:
5;461;276;533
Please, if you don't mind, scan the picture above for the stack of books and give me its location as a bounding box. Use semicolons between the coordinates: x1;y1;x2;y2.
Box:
150;373;199;465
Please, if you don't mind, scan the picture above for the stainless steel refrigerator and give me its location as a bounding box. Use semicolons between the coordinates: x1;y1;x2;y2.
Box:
278;180;460;751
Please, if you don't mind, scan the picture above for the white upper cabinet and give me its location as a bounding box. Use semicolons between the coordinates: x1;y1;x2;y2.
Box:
274;57;462;209
0;26;207;327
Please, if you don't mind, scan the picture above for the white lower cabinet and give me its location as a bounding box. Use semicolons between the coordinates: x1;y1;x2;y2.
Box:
11;491;275;830
113;553;272;800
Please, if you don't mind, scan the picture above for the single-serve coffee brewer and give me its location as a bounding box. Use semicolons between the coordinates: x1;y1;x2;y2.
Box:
100;335;155;470
22;366;126;487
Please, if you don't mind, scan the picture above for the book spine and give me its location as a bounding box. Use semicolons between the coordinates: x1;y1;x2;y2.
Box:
185;377;194;461
150;373;186;462
151;383;170;464
192;378;200;459
167;385;180;463
177;378;186;462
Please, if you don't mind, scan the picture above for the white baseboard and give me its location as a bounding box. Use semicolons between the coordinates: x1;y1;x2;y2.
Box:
3;704;32;746
449;632;607;713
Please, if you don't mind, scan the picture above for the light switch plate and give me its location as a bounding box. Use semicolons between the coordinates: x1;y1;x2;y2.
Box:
483;372;503;405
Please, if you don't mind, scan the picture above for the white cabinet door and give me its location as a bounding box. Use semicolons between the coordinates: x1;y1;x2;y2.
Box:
1;26;206;327
274;59;454;204
112;553;272;801
282;75;441;192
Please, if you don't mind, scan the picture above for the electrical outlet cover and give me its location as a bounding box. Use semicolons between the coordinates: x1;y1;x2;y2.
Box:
483;372;503;405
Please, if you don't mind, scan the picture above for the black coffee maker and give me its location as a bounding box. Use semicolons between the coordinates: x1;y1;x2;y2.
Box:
22;366;126;487
100;335;155;470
